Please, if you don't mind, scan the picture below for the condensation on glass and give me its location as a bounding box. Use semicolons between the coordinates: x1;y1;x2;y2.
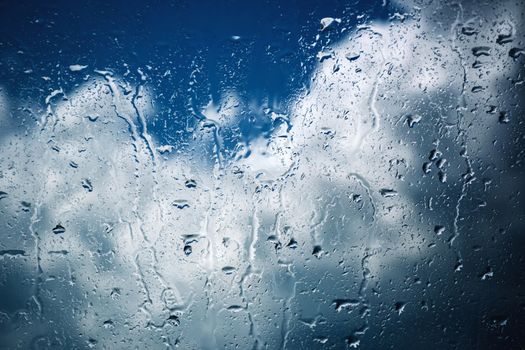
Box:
0;0;524;349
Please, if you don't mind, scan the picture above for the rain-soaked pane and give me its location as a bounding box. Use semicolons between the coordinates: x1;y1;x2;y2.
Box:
0;0;524;349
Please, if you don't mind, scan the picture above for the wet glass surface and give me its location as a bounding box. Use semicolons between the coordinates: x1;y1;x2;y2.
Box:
0;0;524;349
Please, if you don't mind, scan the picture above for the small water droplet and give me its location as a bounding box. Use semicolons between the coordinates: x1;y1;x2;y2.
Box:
379;189;398;198
221;266;236;275
185;179;197;188
472;46;491;57
429;149;441;161
183;245;192;256
394;302;406;315
21;201;31;212
82;179;93;192
509;47;524;59
345;336;360;348
312;245;323;258
434;225;445;235
69;64;88;72
172;199;190;209
461;26;478;36
498;111;510;124
406;114;422;128
496;33;513;45
287;238;297;249
320;17;341;31
422;162;432;174
52;224;66;235
167;314;180;326
345;52;361;62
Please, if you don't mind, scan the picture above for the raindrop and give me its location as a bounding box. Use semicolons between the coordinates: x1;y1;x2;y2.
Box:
69;64;88;72
52;224;66;235
287;238;298;249
422;162;432;174
172;199;190;209
185;179;197;188
345;52;361;62
221;266;236;275
82;179;93;192
21;201;31;212
498;111;510;124
461;26;478;36
379;189;398;198
428;149;441;161
320;17;341;31
183;245;192;256
509;47;524;59
406;114;422;128
312;245;323;258
438;171;447;183
167;314;180;326
434;225;445;235
394;302;406;315
496;33;513;45
472;46;491;57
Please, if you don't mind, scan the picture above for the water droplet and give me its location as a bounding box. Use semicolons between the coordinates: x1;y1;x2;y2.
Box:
69;64;88;72
438;171;447;183
461;26;478;36
0;249;26;257
82;179;93;192
227;305;244;312
434;225;445;235
394;302;406;315
287;238;297;249
496;33;513;45
221;266;236;275
509;47;524;59
428;149;441;161
406;114;422;128
345;336;360;348
21;201;31;212
498;111;510;124
422;162;432;174
172;199;190;209
472;46;491;57
87;115;99;122
69;161;78;168
479;267;493;280
52;224;66;235
183;245;192;256
167;314;180;326
185;179;197;188
320;17;341;31
87;338;97;348
345;52;360;62
312;245;323;258
332;299;360;312
471;86;484;93
0;191;7;200
379;189;398;198
313;336;328;344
